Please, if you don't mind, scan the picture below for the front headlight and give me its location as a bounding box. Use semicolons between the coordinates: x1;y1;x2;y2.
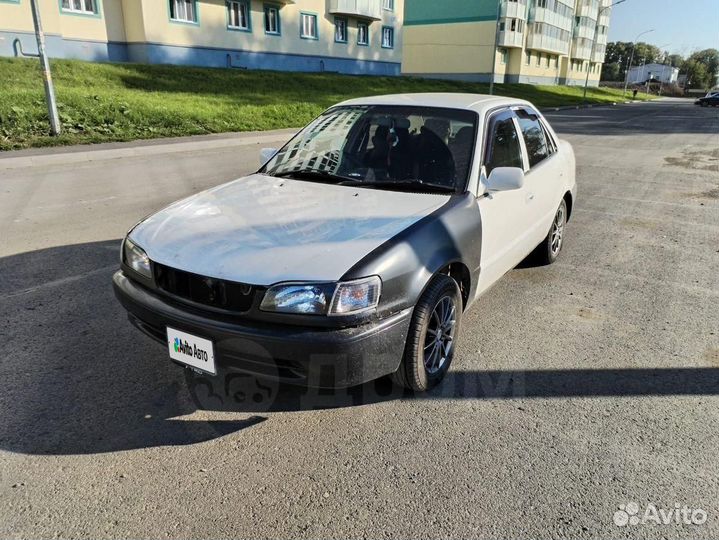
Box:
260;276;381;316
123;237;152;279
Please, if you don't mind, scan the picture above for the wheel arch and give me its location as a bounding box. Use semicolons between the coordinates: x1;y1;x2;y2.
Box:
437;261;471;310
563;191;573;221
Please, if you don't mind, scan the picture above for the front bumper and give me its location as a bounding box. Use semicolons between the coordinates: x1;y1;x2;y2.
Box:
112;271;412;388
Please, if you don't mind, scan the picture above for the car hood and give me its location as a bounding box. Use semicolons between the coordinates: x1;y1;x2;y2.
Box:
129;174;450;285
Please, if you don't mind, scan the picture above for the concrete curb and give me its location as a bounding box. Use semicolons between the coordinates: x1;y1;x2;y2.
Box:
541;100;642;113
0;128;299;171
0;100;649;170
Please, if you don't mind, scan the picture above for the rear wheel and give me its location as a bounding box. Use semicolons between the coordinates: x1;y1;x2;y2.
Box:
534;199;567;265
391;274;461;392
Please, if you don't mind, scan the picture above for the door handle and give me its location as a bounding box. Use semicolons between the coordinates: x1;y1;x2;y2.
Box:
526;193;535;202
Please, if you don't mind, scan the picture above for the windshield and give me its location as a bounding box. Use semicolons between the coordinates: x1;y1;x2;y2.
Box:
261;105;478;193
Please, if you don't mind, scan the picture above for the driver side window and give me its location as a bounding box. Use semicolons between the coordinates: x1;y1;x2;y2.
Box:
484;112;524;175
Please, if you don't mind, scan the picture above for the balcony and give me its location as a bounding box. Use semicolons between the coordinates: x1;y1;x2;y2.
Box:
500;0;527;20
571;42;593;61
526;34;570;56
498;30;525;49
573;24;595;40
531;7;573;32
328;0;382;21
591;46;606;63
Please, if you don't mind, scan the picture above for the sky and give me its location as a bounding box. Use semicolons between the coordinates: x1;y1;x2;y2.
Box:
607;0;719;56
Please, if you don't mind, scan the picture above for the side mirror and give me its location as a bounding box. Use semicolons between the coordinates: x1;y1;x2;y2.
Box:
260;147;277;167
485;167;524;192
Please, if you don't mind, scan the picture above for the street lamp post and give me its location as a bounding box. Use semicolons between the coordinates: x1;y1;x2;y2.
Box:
655;43;672;96
583;0;626;103
623;28;655;97
489;0;503;95
29;0;61;136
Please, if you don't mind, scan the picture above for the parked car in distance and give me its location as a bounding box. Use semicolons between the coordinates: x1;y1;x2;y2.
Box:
695;93;719;107
113;93;576;403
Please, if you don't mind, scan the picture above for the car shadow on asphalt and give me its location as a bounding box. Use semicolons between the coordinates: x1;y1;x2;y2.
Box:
3;240;718;454
190;365;719;414
0;240;265;456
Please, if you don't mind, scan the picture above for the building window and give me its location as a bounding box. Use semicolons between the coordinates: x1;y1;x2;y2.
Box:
357;22;369;46
536;52;542;67
227;1;250;30
525;50;531;65
334;17;347;43
381;26;394;49
300;12;318;39
554;55;559;68
382;0;394;11
500;48;508;65
169;0;197;23
545;54;550;68
264;4;280;34
61;0;98;15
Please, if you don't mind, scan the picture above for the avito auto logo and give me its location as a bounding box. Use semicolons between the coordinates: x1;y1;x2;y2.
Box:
173;337;209;363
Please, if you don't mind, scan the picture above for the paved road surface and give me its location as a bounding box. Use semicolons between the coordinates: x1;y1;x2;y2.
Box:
1;99;718;539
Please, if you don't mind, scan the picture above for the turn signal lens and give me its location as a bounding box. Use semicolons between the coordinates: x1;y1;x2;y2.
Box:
329;276;381;315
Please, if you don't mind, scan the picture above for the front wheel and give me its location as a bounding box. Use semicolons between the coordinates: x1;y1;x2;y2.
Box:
391;274;462;392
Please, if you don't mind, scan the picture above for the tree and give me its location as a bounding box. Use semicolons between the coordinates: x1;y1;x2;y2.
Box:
632;43;662;66
685;49;719;87
666;54;684;68
602;42;663;82
601;62;621;82
682;59;710;89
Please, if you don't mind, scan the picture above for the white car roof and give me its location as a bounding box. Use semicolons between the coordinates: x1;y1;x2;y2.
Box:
337;92;534;114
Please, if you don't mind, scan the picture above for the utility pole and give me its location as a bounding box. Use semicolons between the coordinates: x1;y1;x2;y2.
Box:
584;0;626;103
623;28;654;97
489;0;503;95
29;0;61;136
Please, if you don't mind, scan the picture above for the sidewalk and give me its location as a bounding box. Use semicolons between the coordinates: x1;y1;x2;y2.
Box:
0;99;655;171
0;128;299;170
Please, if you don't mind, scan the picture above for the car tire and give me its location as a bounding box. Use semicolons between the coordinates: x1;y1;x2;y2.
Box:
391;274;462;392
534;199;567;265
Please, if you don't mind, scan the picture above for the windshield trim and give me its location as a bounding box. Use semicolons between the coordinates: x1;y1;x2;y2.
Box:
258;104;480;195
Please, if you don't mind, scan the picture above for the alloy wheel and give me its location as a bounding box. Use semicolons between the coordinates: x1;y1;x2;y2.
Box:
550;205;565;256
424;295;457;374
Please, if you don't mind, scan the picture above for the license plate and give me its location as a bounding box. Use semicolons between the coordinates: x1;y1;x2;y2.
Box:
166;327;216;375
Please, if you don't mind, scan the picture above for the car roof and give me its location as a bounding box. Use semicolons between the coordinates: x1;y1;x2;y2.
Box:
336;92;533;114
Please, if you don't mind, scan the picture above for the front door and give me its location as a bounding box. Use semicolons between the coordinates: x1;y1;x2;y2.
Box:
475;109;533;297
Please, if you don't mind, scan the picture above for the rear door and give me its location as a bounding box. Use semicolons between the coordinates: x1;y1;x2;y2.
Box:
514;107;565;247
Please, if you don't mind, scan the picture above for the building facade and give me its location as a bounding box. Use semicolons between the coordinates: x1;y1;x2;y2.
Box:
403;0;613;86
0;0;403;75
627;63;679;85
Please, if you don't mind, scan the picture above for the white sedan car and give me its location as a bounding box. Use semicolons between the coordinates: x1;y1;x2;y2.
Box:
113;93;576;400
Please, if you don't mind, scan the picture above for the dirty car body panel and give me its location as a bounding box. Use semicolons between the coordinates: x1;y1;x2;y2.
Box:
113;93;577;388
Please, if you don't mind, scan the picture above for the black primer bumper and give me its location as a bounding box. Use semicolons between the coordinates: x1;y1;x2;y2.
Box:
112;271;411;388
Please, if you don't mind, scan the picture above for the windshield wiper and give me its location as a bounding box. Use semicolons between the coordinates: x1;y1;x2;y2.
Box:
272;170;358;184
364;180;457;193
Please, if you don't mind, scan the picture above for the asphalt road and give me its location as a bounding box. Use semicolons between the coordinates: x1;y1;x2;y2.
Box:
1;98;718;539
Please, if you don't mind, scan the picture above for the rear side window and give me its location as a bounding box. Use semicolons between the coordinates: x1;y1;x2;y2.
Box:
516;109;550;168
484;112;524;175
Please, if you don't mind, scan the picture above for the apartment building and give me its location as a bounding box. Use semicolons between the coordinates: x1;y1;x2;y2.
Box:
403;0;613;86
0;0;403;75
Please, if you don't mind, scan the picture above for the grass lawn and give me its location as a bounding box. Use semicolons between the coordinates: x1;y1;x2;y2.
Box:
0;57;654;151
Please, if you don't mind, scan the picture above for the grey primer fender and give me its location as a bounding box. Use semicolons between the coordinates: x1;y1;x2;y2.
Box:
341;192;482;318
